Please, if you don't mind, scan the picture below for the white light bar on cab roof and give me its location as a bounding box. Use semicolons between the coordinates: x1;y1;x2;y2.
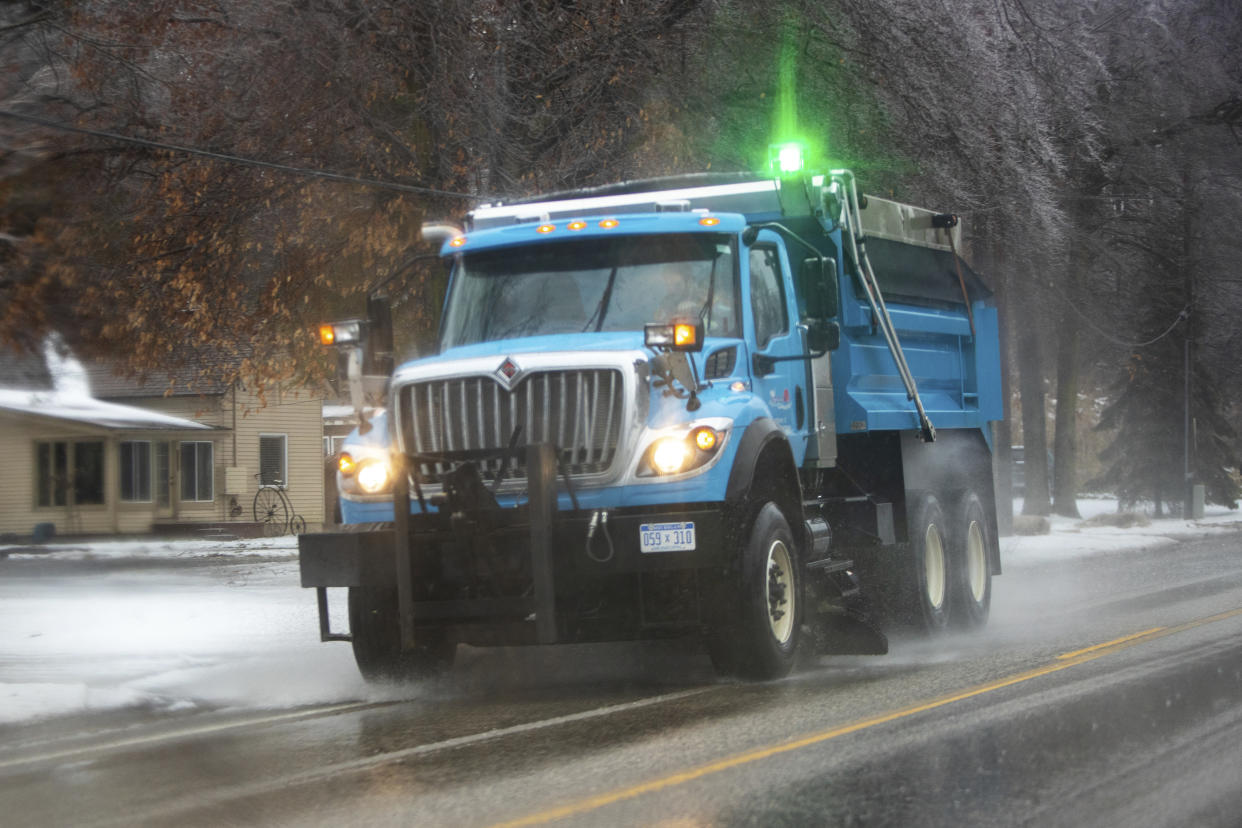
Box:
468;179;780;230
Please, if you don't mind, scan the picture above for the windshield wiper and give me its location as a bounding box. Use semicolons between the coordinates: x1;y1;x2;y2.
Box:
696;253;720;330
582;266;619;333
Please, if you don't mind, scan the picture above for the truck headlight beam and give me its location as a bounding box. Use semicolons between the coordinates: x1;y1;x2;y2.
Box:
356;458;392;494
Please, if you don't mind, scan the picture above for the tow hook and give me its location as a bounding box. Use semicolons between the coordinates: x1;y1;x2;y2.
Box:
586;509;614;563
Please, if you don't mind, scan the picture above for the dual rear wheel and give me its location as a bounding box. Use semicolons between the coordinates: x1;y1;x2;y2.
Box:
905;490;992;633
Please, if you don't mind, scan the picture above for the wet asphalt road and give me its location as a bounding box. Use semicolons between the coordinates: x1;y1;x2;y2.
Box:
4;532;1242;827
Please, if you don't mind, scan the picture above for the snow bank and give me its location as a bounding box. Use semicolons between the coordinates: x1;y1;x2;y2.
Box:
1002;497;1242;564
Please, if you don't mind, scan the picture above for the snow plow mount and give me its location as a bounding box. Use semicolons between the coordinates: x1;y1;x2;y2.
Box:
392;443;561;648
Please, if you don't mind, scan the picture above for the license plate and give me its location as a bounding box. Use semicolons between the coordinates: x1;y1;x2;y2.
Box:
639;522;696;553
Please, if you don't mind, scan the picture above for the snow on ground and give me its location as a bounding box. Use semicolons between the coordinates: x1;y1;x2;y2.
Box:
1;497;1240;728
1002;497;1242;564
0;535;298;561
0;558;384;727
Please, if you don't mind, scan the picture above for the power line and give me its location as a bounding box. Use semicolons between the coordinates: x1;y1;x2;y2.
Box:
0;109;486;201
1046;277;1189;348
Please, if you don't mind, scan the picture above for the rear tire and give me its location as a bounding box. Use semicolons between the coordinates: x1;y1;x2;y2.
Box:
906;493;951;634
708;502;803;680
948;491;992;628
348;587;455;682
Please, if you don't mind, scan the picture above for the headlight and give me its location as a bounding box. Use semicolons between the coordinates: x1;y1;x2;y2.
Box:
338;447;393;497
638;424;727;478
651;438;693;475
356;458;391;494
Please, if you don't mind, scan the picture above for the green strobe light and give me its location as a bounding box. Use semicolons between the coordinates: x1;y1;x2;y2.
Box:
769;142;806;176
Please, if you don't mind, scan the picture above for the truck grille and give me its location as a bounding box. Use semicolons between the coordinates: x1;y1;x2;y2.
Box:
397;369;625;485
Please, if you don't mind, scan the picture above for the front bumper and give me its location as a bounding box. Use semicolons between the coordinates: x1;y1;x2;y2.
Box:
299;502;735;645
300;503;732;588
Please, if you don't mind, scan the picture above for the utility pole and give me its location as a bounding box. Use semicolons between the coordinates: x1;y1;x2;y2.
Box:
1182;166;1195;515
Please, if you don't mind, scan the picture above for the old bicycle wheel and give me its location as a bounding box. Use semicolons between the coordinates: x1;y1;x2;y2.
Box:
254;487;289;536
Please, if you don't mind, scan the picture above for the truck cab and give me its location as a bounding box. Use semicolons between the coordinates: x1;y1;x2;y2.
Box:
302;169;1003;681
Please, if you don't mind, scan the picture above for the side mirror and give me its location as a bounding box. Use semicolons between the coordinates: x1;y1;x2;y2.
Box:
364;295;394;377
807;319;840;353
800;256;839;319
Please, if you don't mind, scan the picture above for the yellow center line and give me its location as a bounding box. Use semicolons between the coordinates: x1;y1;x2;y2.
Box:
1057;627;1166;659
492;606;1242;828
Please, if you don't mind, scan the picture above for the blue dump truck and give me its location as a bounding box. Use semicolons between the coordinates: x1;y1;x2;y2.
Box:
301;156;1004;681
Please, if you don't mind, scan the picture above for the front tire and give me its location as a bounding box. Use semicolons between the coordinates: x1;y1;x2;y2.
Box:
708;502;803;680
948;491;992;628
348;587;455;683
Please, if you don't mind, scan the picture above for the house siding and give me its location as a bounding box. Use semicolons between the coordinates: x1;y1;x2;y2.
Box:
230;385;325;528
94;384;325;529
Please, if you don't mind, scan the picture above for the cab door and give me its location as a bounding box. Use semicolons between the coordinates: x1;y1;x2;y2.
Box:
745;235;809;462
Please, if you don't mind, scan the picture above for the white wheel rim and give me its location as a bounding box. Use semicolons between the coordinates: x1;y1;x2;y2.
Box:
766;540;795;644
965;520;987;603
924;524;946;611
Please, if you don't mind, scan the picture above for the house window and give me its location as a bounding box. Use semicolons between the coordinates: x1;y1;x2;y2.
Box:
120;441;152;502
179;441;214;502
259;434;288;487
35;441;104;507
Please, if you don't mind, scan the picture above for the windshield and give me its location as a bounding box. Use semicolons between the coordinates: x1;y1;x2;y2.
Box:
439;233;738;349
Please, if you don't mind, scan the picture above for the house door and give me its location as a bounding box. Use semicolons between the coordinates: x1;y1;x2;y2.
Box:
154;441;174;520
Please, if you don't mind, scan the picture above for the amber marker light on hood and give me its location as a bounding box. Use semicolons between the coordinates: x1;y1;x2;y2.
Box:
568;220;588;231
537;224;556;234
449;235;467;247
599;218;620;229
699;216;721;226
693;427;718;451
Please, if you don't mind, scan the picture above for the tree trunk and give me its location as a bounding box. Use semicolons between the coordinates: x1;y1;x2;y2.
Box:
1016;272;1051;516
1052;263;1083;519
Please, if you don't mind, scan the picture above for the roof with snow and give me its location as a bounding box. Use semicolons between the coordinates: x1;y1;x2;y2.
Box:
0;390;214;431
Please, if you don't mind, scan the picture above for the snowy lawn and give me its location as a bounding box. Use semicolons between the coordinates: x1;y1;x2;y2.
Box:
1;497;1240;727
0;557;380;727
